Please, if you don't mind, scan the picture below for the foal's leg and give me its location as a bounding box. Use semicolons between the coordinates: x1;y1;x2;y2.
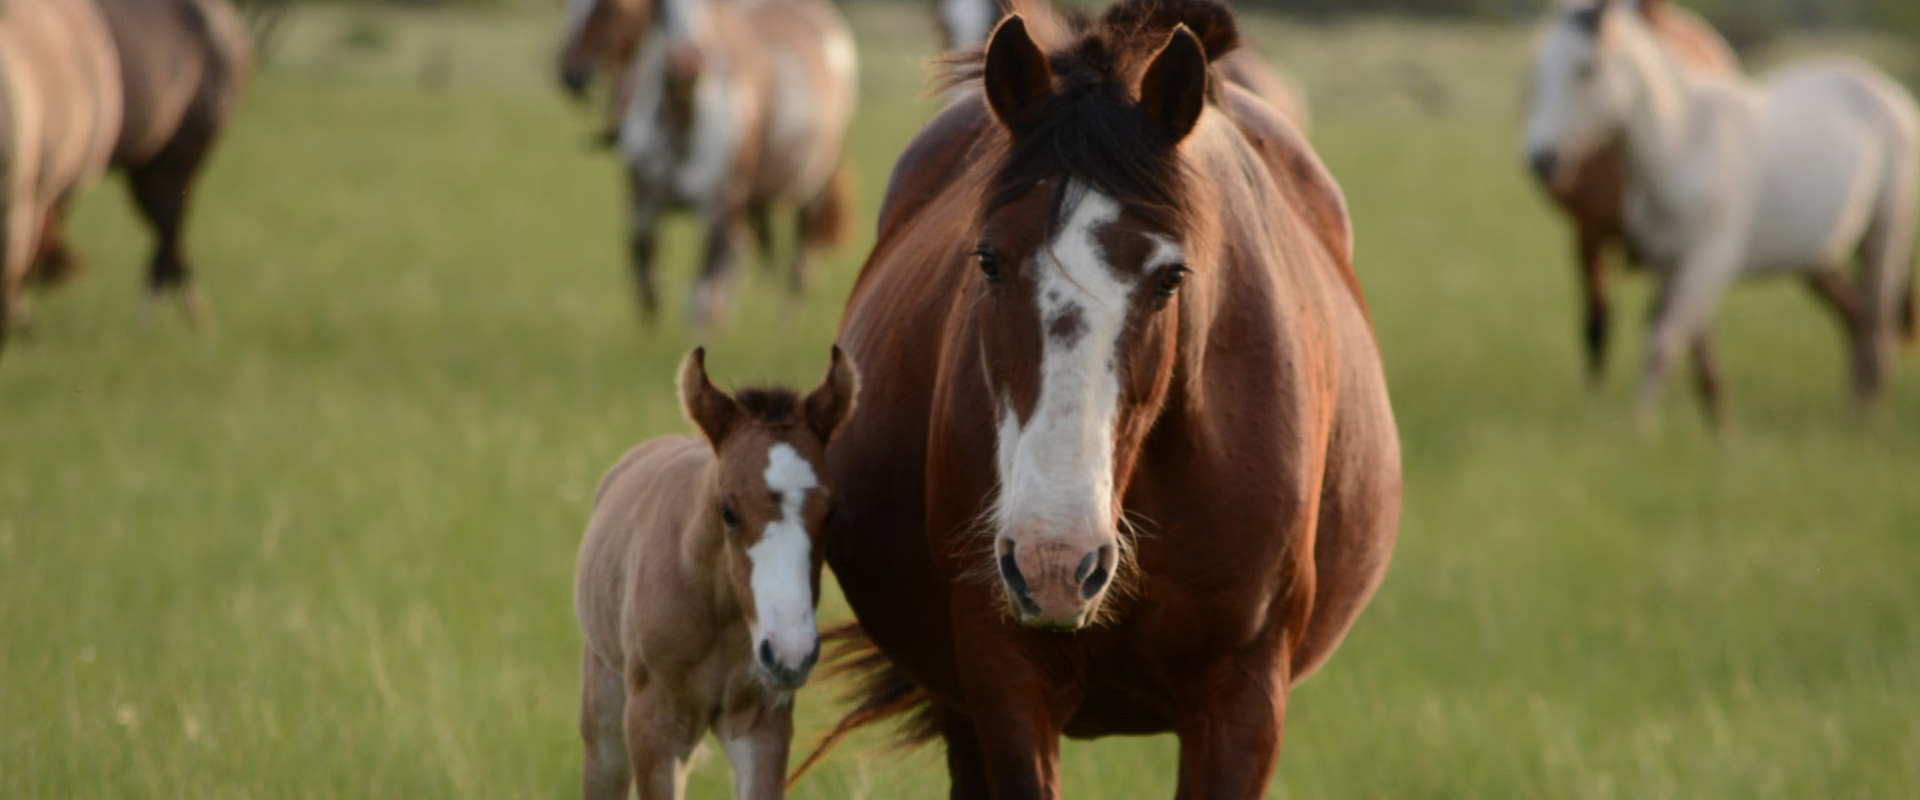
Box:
715;700;795;800
1171;651;1289;800
580;649;633;800
625;684;703;800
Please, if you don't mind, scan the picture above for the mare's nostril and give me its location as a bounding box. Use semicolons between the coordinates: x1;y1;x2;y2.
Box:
758;639;776;669
1080;544;1115;600
997;548;1041;616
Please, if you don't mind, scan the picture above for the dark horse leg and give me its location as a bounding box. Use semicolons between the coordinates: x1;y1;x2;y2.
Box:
126;114;221;323
28;200;87;287
690;208;743;329
935;705;994;800
625;175;663;324
1804;268;1882;407
1171;650;1289;800
1575;222;1611;383
788;170;848;297
1689;333;1725;430
953;617;1070;799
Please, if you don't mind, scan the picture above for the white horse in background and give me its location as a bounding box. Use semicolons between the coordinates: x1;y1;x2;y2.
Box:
1524;0;1920;423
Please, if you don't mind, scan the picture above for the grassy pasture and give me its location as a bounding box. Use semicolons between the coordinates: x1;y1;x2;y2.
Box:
3;3;1918;797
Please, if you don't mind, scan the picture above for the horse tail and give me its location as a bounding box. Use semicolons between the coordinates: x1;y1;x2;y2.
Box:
800;169;849;251
784;621;937;790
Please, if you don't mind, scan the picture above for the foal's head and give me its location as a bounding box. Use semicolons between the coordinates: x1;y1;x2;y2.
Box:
1522;0;1653;187
558;0;653;96
961;1;1233;629
679;347;859;689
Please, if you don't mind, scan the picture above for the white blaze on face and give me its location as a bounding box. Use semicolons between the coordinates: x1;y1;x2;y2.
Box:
749;443;818;668
995;187;1180;541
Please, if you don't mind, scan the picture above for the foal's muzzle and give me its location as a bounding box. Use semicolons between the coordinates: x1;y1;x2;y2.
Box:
756;635;820;689
996;535;1118;629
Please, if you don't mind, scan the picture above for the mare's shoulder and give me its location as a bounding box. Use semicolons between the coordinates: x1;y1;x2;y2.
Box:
1219;82;1353;267
876;92;991;241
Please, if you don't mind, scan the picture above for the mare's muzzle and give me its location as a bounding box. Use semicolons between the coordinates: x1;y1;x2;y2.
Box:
996;535;1117;629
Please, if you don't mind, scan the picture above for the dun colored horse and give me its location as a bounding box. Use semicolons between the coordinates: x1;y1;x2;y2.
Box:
575;347;857;799
23;0;252;323
799;0;1400;795
937;0;1311;132
1529;0;1735;382
0;0;121;349
1526;0;1920;422
558;0;856;327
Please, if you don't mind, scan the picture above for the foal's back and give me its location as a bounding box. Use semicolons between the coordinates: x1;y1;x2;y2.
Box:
575;435;714;668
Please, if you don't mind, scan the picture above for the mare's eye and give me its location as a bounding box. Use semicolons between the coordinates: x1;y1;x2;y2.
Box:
975;249;1004;285
719;504;738;528
822;505;838;527
1154;265;1190;299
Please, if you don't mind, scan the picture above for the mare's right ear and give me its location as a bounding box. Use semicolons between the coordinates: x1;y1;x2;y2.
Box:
984;16;1053;134
679;347;738;447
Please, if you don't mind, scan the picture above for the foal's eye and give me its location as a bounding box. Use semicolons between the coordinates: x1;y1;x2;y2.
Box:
974;249;1004;285
719;504;738;528
1154;265;1190;299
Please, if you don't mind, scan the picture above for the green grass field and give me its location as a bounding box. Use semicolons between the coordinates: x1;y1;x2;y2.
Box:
3;3;1918;797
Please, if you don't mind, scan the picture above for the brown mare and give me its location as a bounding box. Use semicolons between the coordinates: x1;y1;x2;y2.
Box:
802;0;1400;796
937;0;1311;132
557;0;856;327
0;0;121;349
1530;0;1734;383
25;0;252;322
575;347;857;799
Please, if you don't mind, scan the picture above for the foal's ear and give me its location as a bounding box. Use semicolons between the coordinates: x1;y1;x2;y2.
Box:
1139;24;1209;144
678;347;739;447
804;345;861;443
984;16;1052;135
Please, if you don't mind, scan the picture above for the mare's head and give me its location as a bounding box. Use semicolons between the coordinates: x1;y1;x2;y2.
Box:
1523;0;1651;188
959;0;1234;629
679;347;860;689
558;0;653;97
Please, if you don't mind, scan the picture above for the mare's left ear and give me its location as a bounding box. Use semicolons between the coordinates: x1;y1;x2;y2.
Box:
679;347;739;448
1139;24;1209;144
804;345;861;443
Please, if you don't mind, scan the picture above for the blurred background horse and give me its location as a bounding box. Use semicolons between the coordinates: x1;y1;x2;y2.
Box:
1525;0;1920;423
558;0;856;327
1527;0;1736;382
0;0;120;350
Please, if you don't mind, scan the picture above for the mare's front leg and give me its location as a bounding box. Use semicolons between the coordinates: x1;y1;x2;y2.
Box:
624;680;705;800
1638;232;1742;429
1171;648;1290;800
952;612;1073;799
715;697;795;800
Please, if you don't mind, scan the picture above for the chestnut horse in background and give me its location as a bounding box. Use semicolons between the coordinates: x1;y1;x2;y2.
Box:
557;0;856;326
1528;0;1735;381
937;0;1312;132
800;0;1399;795
28;0;253;321
0;0;120;350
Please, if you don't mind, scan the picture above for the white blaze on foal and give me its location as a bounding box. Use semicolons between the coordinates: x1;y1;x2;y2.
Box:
750;443;819;674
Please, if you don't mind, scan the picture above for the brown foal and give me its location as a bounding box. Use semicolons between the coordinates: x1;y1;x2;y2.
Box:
574;347;857;799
